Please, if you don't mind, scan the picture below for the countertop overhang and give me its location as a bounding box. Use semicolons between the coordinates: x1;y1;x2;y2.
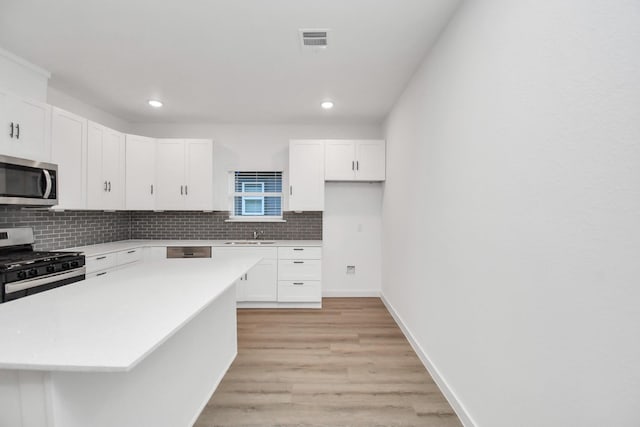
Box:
0;255;261;372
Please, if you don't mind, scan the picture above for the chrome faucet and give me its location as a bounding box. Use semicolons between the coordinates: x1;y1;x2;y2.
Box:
252;230;264;240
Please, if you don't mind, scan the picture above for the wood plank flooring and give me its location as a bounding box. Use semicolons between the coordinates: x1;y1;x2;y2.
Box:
194;297;462;427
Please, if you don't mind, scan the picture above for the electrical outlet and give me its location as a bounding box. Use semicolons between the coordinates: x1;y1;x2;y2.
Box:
346;265;356;275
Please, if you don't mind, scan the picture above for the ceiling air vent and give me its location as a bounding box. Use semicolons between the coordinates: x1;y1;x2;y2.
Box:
299;29;330;49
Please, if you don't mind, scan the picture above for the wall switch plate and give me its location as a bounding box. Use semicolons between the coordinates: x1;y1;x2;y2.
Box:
347;265;356;274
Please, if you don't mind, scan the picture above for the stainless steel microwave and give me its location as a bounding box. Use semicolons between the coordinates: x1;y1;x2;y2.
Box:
0;155;58;206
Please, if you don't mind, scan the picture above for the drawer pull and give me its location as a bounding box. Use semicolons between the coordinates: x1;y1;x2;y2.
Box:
96;256;107;260
293;248;304;251
293;282;304;285
127;250;136;254
96;272;107;277
293;261;304;264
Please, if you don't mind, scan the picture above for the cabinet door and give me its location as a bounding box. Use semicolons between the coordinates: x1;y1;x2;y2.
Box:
86;121;105;209
243;259;278;302
11;98;51;162
0;89;10;147
102;127;125;210
185;139;213;210
235;279;246;302
289;140;324;211
126;134;156;210
324;140;356;181
156;139;186;210
51;108;87;210
355;140;386;181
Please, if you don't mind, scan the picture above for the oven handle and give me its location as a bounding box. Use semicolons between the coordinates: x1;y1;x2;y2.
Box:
5;268;85;294
42;169;53;199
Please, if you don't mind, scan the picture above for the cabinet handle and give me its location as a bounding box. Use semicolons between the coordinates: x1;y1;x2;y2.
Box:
150;184;153;195
127;250;136;254
180;185;184;195
245;273;248;280
293;282;304;285
96;272;107;277
293;261;304;264
96;256;107;260
108;181;111;192
293;248;304;251
104;181;108;191
15;123;19;139
9;122;13;138
352;160;355;171
185;185;188;195
289;185;292;196
356;160;359;170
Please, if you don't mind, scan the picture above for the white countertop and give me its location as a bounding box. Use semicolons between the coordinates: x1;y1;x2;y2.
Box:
64;239;322;257
0;255;260;372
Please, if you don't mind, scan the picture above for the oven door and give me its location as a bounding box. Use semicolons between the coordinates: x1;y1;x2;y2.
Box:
0;155;58;206
3;268;85;302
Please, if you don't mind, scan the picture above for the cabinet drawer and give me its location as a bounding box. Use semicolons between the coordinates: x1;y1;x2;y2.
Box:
278;281;321;302
278;259;321;281
86;253;118;274
86;270;112;280
278;246;321;260
117;248;142;265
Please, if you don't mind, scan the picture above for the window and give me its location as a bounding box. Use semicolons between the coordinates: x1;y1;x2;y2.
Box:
231;171;282;220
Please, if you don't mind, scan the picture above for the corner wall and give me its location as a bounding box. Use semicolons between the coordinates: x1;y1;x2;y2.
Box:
381;1;640;426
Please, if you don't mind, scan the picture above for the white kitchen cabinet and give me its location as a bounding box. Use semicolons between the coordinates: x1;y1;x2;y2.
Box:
125;134;156;210
239;259;278;302
87;121;125;210
289;140;324;211
156;139;213;210
50;107;87;210
277;245;322;303
324;139;385;181
85;247;142;279
0;88;51;162
212;247;277;302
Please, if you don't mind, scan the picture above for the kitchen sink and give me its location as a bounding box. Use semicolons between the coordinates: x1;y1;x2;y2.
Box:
224;241;276;245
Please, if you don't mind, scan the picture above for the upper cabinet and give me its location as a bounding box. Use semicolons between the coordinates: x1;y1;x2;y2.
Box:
156;139;213;211
289;140;325;211
125;134;156;210
0;88;51;162
325;140;385;181
87;121;125;210
51;107;87;210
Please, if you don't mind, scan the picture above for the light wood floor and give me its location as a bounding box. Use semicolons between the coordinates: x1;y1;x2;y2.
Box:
195;298;462;427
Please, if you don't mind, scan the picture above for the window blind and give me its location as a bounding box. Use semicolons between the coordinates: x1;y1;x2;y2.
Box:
232;171;282;217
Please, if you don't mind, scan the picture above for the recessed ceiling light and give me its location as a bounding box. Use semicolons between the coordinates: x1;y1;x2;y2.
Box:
148;99;163;108
321;101;334;110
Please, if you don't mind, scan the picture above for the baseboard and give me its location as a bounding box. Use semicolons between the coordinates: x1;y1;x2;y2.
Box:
380;293;477;427
322;290;381;297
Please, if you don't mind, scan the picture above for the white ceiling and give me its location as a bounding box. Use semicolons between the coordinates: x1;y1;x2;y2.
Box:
0;0;460;124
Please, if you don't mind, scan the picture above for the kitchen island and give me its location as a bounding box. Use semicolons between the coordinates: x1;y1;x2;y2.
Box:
0;255;260;427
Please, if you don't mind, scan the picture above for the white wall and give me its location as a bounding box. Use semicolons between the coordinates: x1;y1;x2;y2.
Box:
382;1;640;426
0;47;49;101
323;182;382;297
132;122;385;296
47;86;130;132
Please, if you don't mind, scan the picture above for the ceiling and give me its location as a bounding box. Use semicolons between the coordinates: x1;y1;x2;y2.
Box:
0;0;459;124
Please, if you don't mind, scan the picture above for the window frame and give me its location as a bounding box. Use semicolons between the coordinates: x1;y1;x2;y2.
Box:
228;171;285;222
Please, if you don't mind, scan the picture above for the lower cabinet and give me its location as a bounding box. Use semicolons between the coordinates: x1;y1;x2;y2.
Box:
85;247;142;278
277;246;322;303
237;258;277;302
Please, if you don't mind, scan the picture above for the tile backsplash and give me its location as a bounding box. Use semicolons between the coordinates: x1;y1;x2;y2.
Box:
0;207;322;250
130;211;322;241
0;207;130;251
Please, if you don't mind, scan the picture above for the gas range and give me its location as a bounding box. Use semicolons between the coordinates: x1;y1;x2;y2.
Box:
0;228;85;303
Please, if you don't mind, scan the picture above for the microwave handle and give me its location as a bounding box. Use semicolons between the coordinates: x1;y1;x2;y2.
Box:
42;170;53;199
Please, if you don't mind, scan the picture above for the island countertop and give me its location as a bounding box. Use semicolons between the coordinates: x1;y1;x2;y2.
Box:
0;255;260;373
